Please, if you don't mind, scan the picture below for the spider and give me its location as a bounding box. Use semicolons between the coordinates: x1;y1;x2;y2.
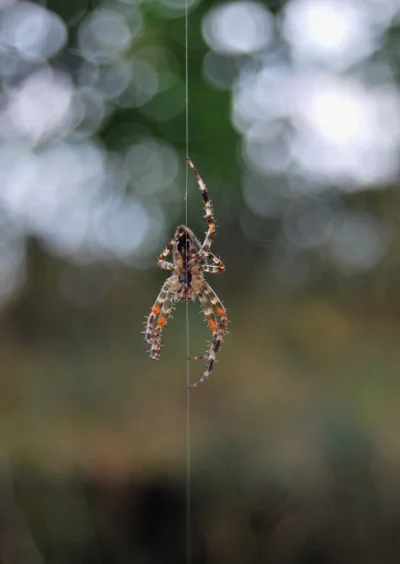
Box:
144;158;227;388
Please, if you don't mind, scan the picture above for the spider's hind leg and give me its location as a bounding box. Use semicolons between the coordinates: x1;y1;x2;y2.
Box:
201;251;226;274
187;158;216;254
157;238;175;270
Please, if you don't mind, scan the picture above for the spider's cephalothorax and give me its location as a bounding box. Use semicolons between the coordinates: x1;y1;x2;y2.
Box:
144;158;227;388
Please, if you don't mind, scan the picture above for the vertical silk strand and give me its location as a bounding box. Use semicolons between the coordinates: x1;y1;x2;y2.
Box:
184;2;192;564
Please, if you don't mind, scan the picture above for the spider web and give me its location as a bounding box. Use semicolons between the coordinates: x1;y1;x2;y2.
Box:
184;3;192;564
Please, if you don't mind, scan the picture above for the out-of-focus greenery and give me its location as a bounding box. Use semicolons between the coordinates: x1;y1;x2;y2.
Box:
1;0;400;562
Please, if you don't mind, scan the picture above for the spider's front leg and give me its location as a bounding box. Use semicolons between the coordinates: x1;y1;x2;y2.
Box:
190;294;218;362
205;285;228;356
189;284;228;387
144;279;173;358
149;297;173;359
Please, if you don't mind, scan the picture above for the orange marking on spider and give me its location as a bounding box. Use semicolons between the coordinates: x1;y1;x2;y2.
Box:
216;307;226;317
157;316;167;327
208;319;217;332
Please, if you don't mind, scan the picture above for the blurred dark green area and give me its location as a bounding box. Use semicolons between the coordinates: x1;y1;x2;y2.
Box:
1;1;400;563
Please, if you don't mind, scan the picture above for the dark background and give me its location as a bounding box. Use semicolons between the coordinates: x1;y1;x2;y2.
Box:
1;0;400;562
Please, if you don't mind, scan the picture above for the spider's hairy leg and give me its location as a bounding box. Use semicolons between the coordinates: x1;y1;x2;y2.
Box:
188;293;218;362
144;279;171;345
202;265;224;274
202;252;226;274
187;158;216;254
149;297;173;359
189;284;228;388
157;238;175;270
207;252;225;272
205;285;228;355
